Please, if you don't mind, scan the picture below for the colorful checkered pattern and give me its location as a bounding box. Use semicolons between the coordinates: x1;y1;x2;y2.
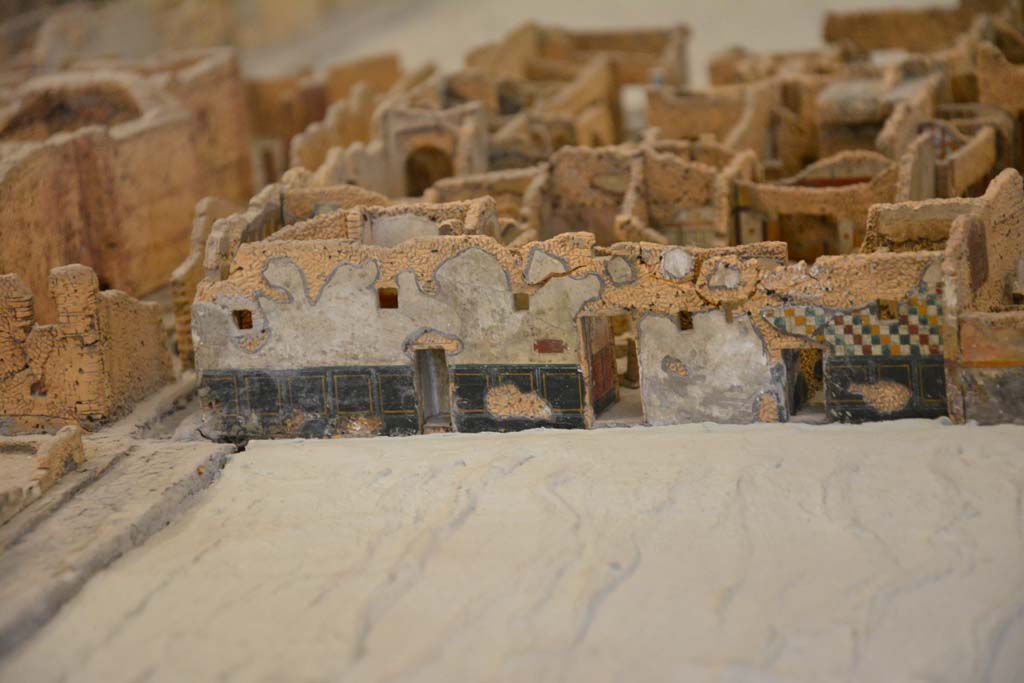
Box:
763;280;943;357
768;306;829;343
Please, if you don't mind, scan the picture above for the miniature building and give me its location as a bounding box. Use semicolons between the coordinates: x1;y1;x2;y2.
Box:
0;49;252;322
320;102;490;198
188;169;1024;439
519;139;757;247
0;265;172;433
249;52;404;186
861;169;1024;424
646;79;818;178
192;231;791;439
170;172;496;367
732;151;899;260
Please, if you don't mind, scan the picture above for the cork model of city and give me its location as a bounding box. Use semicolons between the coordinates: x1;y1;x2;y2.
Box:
0;1;1022;681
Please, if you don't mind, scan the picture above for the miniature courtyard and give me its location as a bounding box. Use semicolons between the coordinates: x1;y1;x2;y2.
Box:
1;0;1023;680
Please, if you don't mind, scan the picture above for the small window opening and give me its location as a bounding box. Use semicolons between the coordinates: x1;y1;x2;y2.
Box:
677;311;693;330
232;309;253;330
514;292;530;311
877;300;900;320
724;306;735;324
378;287;399;309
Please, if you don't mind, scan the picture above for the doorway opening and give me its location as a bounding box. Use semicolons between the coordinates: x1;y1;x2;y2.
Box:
414;348;452;434
404;146;454;197
581;313;644;427
784;348;827;424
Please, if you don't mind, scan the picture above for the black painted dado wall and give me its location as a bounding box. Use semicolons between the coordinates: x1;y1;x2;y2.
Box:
450;364;586;432
201;366;419;439
824;355;947;422
200;363;586;440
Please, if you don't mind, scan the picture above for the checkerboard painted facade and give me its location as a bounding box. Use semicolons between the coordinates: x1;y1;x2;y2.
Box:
762;279;943;357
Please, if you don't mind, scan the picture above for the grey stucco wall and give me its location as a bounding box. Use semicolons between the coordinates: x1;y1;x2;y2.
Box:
638;310;782;424
193;247;601;370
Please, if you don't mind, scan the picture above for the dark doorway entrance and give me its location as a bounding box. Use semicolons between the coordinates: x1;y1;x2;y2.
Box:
581;314;644;427
414;348;452;433
404;146;454;196
784;348;827;424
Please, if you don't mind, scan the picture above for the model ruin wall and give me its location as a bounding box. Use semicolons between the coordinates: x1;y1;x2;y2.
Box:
1;0;1022;440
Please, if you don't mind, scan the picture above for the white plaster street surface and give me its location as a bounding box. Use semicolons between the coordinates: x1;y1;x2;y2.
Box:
2;420;1023;682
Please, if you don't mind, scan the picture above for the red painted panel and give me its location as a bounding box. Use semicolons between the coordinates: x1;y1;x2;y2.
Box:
591;345;616;402
534;338;567;353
